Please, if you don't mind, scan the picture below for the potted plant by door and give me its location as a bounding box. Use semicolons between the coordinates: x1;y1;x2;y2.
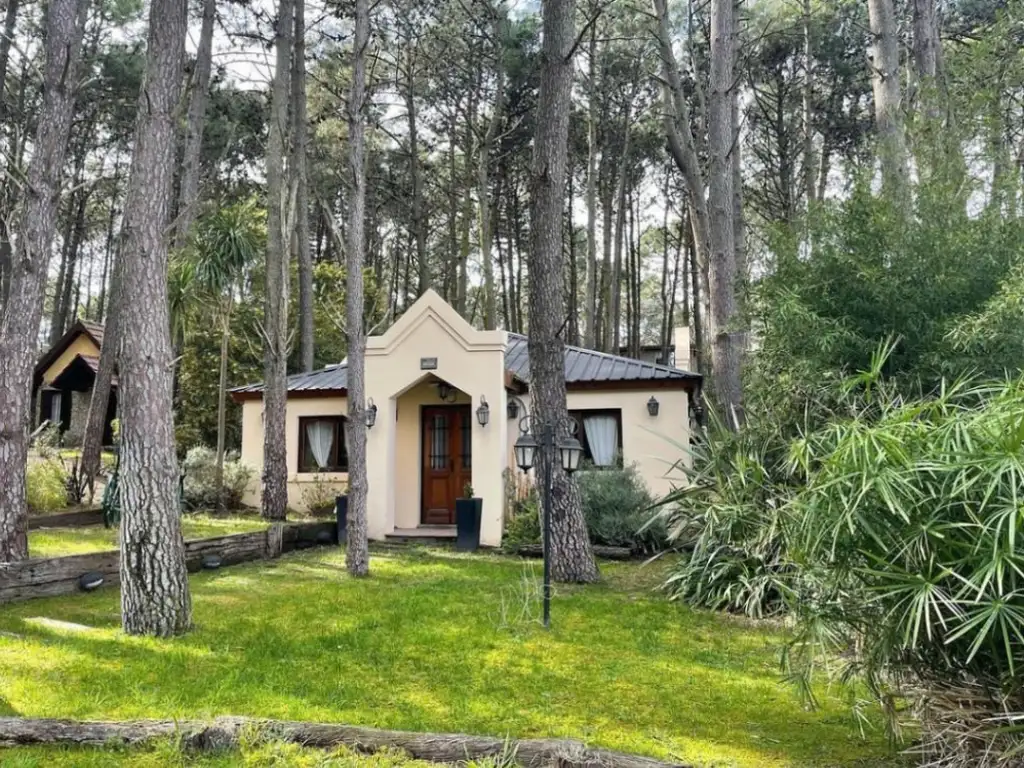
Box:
455;482;483;552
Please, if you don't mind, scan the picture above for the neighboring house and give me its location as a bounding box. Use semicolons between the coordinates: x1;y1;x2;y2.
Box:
231;290;700;547
32;320;117;446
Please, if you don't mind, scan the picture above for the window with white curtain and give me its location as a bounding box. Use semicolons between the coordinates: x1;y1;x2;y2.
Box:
568;409;623;468
299;416;348;472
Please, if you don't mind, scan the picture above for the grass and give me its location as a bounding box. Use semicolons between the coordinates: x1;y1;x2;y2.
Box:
28;515;268;558
0;548;896;767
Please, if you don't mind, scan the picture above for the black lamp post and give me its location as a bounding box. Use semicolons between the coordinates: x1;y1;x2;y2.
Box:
514;415;583;629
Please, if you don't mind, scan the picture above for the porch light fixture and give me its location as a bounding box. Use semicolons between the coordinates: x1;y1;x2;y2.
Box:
476;396;490;427
436;381;456;403
366;398;377;428
647;396;660;417
507;399;519;419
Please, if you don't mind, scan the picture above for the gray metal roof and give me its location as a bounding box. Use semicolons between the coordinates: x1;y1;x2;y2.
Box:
506;333;699;384
231;363;348;395
231;335;699;396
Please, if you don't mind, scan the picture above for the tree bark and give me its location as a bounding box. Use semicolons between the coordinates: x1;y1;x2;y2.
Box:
173;0;216;249
0;0;87;562
912;0;941;83
867;0;908;198
79;248;122;500
529;0;598;584
478;3;506;331
707;0;743;428
0;716;687;768
50;181;89;344
213;300;232;513
801;0;816;207
583;27;598;349
293;0;314;372
0;0;20;128
406;49;428;296
345;0;370;577
262;0;294;522
608;98;635;354
117;0;192;635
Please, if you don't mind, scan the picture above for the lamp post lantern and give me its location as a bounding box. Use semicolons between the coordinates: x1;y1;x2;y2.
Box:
514;414;582;629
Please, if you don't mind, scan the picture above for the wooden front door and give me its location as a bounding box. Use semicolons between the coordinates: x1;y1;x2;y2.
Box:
421;406;472;525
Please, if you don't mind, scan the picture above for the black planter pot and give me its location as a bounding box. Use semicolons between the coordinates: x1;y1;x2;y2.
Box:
455;497;483;552
335;495;348;546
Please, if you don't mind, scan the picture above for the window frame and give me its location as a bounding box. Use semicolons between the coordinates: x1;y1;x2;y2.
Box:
567;408;624;468
298;415;349;473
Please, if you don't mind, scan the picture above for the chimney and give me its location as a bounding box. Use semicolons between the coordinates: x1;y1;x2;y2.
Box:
673;325;691;370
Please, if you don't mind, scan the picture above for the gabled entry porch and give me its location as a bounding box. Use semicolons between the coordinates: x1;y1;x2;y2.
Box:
363;290;509;546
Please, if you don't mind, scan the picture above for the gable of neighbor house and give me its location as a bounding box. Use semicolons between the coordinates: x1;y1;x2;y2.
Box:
231;290;700;546
32;321;115;445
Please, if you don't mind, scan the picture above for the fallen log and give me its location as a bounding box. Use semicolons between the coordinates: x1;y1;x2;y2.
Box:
0;716;688;768
515;544;635;561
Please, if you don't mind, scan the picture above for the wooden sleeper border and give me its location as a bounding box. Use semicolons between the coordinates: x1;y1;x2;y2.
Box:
0;716;689;767
0;521;337;605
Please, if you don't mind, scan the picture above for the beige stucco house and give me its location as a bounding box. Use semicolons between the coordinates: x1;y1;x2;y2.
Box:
231;290;700;547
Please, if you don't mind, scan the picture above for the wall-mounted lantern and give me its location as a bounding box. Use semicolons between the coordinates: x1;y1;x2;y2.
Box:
476;396;490;427
507;399;519;419
647;396;660;417
366;398;378;428
436;381;457;402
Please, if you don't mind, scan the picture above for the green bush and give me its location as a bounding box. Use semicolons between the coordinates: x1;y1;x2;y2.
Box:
577;464;665;552
501;466;665;553
502;491;540;551
181;445;255;511
27;459;70;513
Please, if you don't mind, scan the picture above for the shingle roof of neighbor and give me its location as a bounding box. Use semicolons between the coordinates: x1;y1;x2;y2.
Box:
231;334;699;397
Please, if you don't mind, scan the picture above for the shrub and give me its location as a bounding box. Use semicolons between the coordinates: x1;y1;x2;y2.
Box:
27;459;69;513
577;464;665;552
181;445;255;511
299;472;345;517
502;491;540;551
501;466;666;553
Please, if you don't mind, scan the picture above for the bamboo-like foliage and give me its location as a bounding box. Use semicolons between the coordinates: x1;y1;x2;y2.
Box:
659;344;1024;758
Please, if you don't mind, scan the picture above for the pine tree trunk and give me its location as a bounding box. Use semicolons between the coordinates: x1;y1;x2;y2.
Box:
51;188;88;342
0;0;87;562
708;0;743;428
583;28;598;349
406;53;428;296
529;0;598;585
0;0;20;128
262;0;294;522
118;0;192;635
79;250;122;500
345;0;370;578
802;0;816;207
173;0;216;248
293;0;314;372
867;0;908;198
213;303;231;513
608;101;634;354
478;6;506;331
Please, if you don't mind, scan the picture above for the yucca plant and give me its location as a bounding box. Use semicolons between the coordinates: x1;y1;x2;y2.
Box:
785;372;1024;761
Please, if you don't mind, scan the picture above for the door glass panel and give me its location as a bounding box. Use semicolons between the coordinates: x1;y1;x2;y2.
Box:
430;414;449;470
461;414;472;469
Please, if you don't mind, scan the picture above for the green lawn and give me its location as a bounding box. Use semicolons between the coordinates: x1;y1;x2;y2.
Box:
28;515;268;558
0;549;895;767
